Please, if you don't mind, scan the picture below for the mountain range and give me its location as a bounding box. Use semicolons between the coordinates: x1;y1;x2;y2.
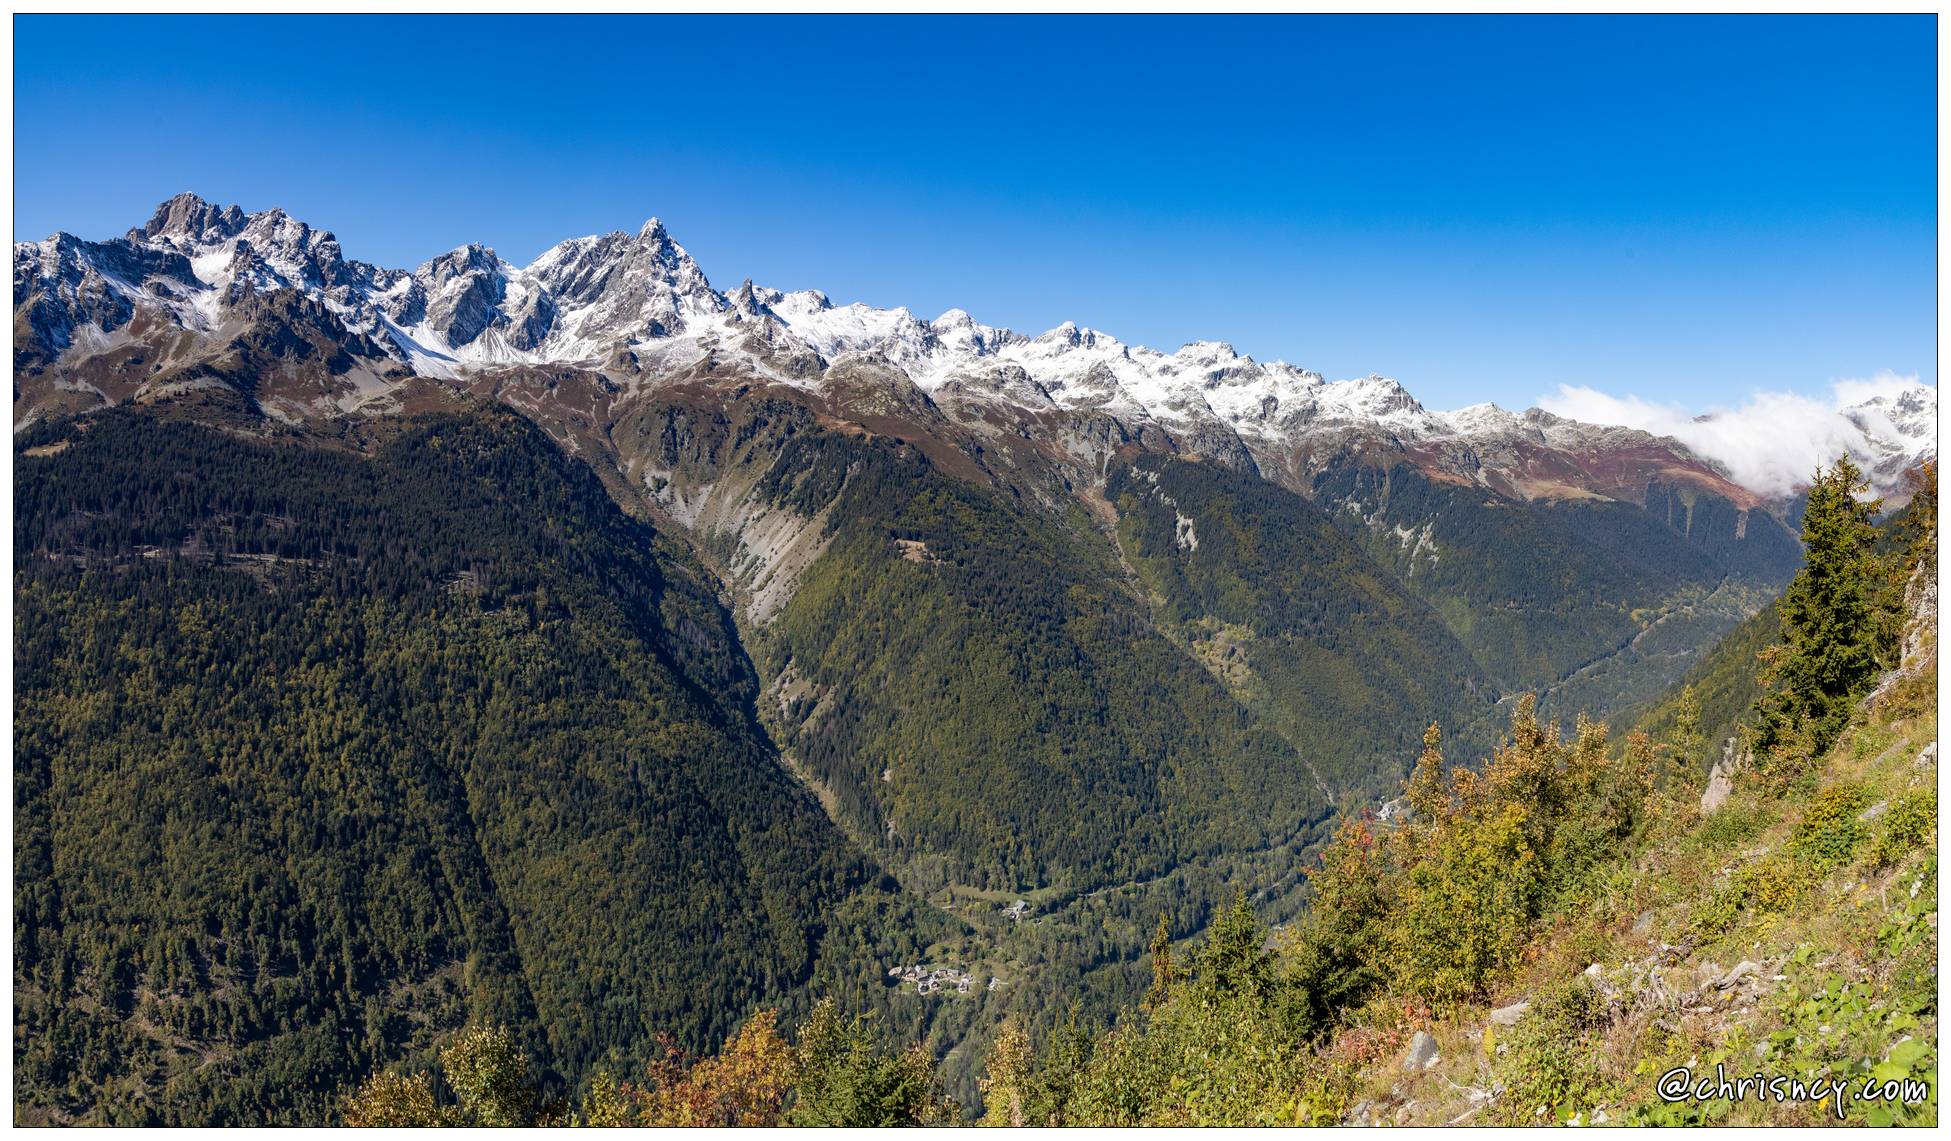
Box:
22;194;1935;733
12;194;1938;1121
18;193;1934;505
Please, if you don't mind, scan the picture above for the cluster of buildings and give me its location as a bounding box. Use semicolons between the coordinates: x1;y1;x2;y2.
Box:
886;963;1001;996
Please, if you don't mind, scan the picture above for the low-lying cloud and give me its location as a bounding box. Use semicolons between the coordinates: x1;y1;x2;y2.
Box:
1537;371;1933;498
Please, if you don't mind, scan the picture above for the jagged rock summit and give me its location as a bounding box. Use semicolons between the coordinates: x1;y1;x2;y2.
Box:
15;193;1937;502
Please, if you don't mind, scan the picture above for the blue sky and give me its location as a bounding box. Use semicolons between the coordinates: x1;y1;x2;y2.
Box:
14;14;1935;411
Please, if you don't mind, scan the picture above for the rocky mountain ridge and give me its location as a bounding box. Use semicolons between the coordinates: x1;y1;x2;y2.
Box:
19;194;1934;508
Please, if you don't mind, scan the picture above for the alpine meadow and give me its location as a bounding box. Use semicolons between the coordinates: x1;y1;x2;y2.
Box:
10;12;1940;1130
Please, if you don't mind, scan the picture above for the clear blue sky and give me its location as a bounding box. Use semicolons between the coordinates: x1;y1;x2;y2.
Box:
14;14;1936;410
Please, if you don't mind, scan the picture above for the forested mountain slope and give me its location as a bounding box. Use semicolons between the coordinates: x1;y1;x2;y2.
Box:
1107;454;1497;786
13;407;947;1124
749;429;1330;893
958;459;1938;1127
497;460;1933;1128
13;195;1854;774
1308;458;1800;724
1632;473;1938;762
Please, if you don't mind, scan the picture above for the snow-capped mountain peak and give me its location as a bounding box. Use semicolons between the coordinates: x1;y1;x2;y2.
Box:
129;191;248;248
15;194;1937;501
1838;383;1938;493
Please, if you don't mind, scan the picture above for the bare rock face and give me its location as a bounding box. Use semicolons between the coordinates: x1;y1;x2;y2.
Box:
1700;760;1735;816
14;233;203;366
1900;544;1937;666
411;245;512;349
128;190;247;246
1868;534;1937;709
525;218;725;348
1700;734;1748;816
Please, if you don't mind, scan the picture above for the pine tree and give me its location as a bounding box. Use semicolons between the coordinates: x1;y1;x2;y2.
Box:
1196;890;1272;1000
1142;913;1177;1012
789;999;947;1127
1754;457;1884;766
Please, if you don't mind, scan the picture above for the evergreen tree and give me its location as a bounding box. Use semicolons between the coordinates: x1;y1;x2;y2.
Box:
1195;890;1273;1001
788;999;947;1126
1289;814;1395;1026
1142;913;1177;1012
1754;458;1885;767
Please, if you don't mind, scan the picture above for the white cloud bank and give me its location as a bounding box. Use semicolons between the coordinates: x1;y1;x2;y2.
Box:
1537;371;1935;498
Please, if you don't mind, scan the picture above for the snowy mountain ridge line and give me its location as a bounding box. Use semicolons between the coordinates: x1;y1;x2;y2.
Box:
15;193;1936;497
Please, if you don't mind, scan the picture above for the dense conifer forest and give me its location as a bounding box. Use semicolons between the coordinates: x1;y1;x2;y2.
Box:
13;408;948;1124
752;430;1337;893
1107;453;1497;788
